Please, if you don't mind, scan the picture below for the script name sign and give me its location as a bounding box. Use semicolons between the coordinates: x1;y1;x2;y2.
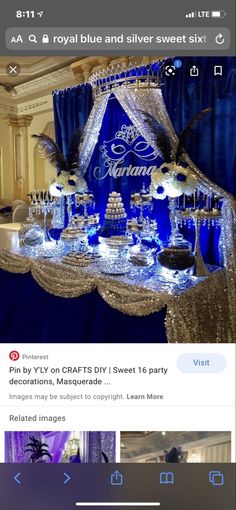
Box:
93;124;160;180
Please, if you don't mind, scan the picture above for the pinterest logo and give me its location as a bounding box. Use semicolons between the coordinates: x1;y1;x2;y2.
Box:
9;351;20;361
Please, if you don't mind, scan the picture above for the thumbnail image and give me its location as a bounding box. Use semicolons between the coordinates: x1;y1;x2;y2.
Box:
120;431;231;463
5;431;116;463
0;56;235;343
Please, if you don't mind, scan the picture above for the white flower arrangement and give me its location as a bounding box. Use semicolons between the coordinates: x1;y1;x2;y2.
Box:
150;183;167;200
151;162;198;199
50;171;79;197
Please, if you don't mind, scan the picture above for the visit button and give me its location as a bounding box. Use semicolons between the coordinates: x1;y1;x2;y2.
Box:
177;353;226;373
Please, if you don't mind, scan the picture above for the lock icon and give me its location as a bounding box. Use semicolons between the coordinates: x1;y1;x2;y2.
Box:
42;34;49;43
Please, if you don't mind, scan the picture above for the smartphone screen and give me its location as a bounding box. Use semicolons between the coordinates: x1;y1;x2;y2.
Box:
0;1;235;509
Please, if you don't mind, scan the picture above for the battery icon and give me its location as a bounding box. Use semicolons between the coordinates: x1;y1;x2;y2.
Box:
211;10;227;18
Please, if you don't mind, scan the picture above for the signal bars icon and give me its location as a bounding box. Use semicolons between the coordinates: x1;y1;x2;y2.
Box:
186;12;196;18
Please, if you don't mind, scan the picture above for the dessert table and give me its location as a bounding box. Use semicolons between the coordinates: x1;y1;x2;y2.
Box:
0;224;234;343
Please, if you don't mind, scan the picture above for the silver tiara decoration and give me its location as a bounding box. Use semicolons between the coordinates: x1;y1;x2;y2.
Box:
89;59;168;97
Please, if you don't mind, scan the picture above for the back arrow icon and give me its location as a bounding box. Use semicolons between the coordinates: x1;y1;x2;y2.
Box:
14;473;21;485
64;472;71;485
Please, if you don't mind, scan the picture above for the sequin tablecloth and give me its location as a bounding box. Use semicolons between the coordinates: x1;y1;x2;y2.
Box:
0;249;234;343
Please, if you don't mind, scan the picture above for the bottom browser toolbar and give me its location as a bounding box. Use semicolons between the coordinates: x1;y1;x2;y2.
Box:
0;464;235;510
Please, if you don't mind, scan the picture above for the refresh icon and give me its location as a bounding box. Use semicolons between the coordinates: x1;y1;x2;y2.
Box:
215;33;225;45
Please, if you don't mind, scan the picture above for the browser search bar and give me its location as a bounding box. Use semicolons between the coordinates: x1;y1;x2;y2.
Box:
5;27;230;51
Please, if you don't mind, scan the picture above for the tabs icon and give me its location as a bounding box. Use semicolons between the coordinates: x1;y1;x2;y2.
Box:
160;472;175;485
209;471;224;486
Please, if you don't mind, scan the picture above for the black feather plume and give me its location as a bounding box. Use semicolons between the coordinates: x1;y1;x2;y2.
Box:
101;451;109;463
66;128;82;169
32;134;67;174
175;107;212;162
138;110;173;162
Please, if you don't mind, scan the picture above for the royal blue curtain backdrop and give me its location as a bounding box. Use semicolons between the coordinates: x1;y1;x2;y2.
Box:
53;83;94;158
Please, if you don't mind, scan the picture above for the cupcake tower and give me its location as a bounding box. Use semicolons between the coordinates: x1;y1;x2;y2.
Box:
101;192;127;237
